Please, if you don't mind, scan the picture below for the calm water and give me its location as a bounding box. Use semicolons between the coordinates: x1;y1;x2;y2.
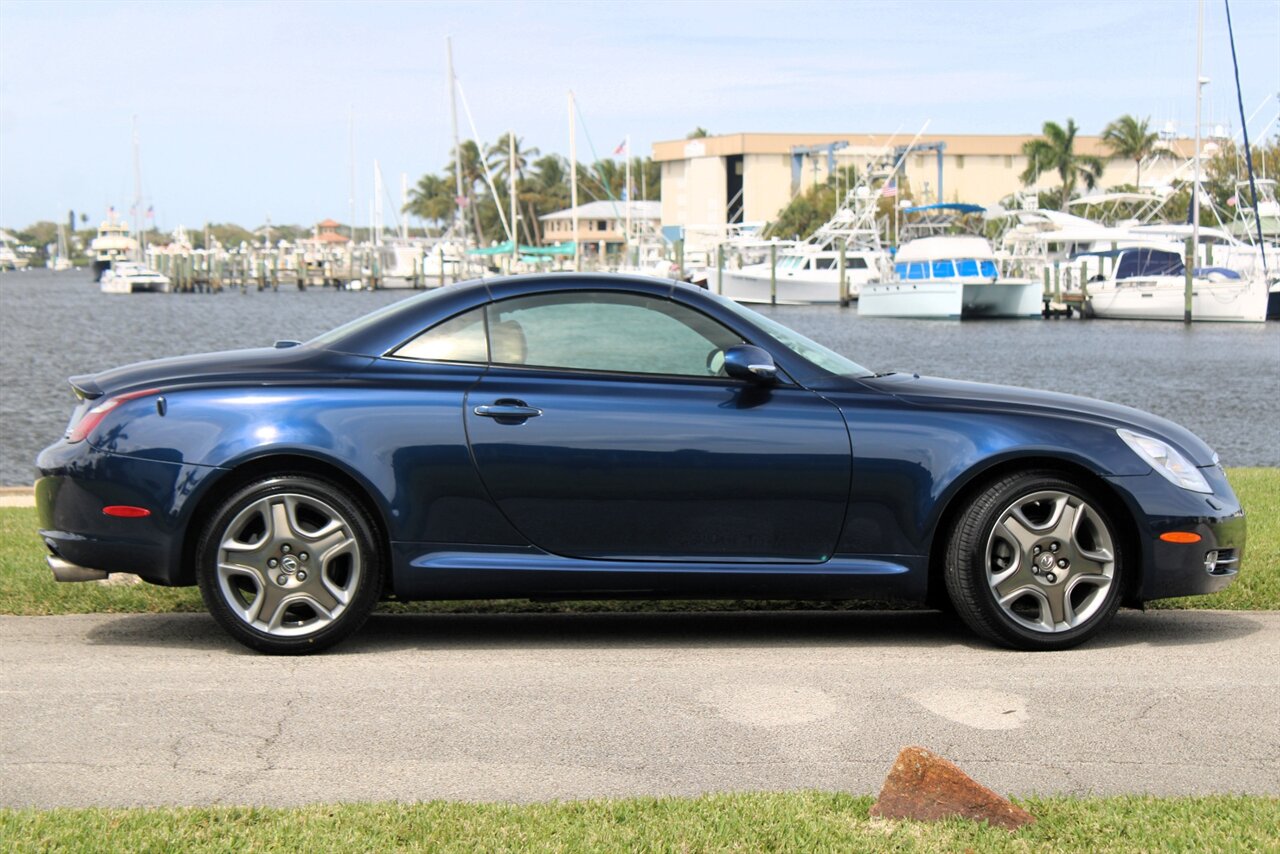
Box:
1;268;1277;484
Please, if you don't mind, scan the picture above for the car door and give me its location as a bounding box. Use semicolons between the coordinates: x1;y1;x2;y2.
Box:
456;289;851;562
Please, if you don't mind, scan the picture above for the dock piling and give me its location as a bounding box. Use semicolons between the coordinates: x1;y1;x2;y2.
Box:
770;242;777;307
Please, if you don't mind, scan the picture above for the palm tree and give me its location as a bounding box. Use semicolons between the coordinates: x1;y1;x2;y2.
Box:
446;140;487;242
591;159;625;199
1101;114;1159;189
485;133;541;186
485;134;541;244
523;154;572;244
404;174;455;229
1020;119;1106;211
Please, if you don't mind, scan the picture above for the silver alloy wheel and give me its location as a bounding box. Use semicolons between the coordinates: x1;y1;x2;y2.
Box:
215;493;362;637
984;489;1115;633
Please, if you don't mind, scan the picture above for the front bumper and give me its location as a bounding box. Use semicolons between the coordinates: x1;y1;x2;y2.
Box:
1107;466;1246;602
36;439;219;586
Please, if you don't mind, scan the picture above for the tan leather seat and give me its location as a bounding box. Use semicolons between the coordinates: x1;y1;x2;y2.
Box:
491;319;527;365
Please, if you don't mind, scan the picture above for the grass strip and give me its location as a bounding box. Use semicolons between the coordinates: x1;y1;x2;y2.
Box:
3;793;1279;853
2;467;1276;615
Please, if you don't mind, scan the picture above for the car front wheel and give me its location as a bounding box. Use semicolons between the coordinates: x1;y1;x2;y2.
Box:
196;474;382;654
944;471;1124;650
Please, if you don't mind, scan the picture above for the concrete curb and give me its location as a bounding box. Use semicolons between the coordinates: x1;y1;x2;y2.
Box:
0;486;36;508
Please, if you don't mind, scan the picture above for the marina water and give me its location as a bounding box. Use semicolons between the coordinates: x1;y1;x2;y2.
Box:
1;268;1277;485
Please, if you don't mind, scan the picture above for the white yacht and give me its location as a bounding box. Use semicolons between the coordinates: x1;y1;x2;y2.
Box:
0;245;27;271
1080;246;1267;322
100;261;171;294
0;229;29;270
89;216;139;280
718;188;887;304
860;236;1042;319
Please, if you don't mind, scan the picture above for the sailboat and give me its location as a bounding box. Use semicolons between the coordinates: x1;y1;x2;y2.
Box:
100;117;171;295
48;223;74;271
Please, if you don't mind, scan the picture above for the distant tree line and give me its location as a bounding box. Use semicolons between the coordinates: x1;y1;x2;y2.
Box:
404;133;661;246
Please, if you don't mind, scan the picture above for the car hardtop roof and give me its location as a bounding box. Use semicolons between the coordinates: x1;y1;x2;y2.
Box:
320;272;705;356
482;271;688;298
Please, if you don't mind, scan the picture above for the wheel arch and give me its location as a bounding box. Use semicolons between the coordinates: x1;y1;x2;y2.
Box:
178;451;394;590
924;454;1143;608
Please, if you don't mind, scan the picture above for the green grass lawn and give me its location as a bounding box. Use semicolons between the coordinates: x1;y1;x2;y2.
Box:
3;793;1278;853
2;467;1276;616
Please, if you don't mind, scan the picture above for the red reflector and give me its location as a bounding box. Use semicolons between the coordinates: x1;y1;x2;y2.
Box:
103;505;151;518
1159;531;1202;544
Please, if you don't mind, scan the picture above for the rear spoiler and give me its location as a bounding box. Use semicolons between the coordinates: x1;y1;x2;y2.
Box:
68;374;104;401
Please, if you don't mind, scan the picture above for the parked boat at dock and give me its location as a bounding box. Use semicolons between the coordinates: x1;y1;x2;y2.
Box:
100;261;171;294
1080;246;1267;322
718;187;887;304
88;217;138;280
860;236;1041;319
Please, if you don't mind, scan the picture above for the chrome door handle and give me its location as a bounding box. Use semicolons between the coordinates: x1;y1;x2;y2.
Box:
473;403;543;419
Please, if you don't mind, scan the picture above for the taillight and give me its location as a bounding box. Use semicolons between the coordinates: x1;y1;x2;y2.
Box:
67;388;158;443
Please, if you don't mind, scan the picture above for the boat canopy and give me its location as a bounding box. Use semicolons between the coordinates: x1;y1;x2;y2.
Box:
900;203;986;215
1067;192;1165;207
1079;247;1186;279
466;241;576;256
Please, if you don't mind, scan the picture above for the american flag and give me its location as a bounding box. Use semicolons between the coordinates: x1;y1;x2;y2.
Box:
881;179;897;199
613;139;628;156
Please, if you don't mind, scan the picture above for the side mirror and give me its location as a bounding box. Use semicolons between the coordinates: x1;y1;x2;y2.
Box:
723;345;778;384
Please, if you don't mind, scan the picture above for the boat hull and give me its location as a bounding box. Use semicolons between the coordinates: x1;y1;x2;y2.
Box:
859;280;1041;319
718;267;874;304
1088;277;1268;322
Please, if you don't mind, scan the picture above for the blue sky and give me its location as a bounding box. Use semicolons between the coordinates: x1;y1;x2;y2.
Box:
2;0;1277;230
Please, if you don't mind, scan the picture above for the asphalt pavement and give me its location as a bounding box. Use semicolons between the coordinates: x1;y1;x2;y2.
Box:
2;609;1277;808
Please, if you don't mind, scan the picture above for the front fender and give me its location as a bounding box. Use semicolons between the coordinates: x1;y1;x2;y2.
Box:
828;388;1145;558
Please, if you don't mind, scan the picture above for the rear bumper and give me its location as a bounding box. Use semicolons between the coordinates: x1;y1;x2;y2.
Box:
46;555;109;582
36;439;220;586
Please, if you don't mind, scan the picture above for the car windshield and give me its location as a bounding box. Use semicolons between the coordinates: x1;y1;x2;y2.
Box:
705;291;874;378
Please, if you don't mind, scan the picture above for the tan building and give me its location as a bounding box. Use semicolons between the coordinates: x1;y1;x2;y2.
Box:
540;200;661;256
652;132;1195;230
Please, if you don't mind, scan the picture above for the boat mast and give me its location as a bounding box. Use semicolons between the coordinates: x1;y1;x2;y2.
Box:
625;135;632;260
1190;0;1205;323
373;159;383;246
569;90;579;271
131;115;143;261
400;172;409;240
348;106;356;241
447;37;466;247
509;130;518;262
1223;0;1269;276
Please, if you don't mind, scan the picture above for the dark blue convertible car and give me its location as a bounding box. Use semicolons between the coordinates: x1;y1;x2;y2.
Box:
36;274;1244;653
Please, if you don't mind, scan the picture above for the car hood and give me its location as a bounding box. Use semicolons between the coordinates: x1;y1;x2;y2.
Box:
861;373;1218;466
70;344;375;399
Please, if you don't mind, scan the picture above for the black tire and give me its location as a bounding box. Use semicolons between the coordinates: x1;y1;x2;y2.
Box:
196;474;383;654
944;470;1124;651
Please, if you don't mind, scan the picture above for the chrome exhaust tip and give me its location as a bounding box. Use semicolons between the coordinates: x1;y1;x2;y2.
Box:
47;555;109;582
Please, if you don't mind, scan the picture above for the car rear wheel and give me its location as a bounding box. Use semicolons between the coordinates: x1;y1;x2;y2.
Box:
944;471;1123;650
196;474;382;654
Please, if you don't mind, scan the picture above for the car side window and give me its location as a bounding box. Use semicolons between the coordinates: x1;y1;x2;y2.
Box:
392;306;488;363
487;292;743;378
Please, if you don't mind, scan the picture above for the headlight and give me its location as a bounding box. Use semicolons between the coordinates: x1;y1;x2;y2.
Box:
1117;429;1212;493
